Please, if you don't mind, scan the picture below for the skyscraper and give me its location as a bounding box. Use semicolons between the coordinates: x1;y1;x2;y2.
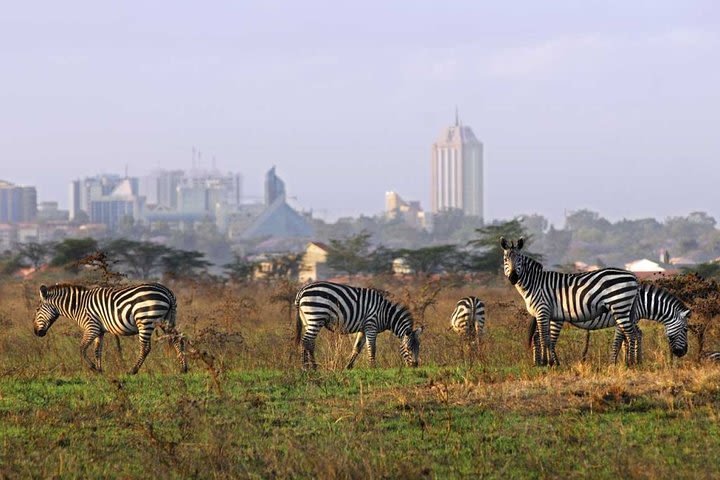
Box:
431;111;484;219
0;180;37;223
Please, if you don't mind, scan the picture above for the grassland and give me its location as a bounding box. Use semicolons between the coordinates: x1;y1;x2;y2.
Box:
1;275;720;479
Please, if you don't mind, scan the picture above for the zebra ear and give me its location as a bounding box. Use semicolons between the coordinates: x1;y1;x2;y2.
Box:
414;326;423;336
517;237;524;250
39;285;48;300
500;237;509;250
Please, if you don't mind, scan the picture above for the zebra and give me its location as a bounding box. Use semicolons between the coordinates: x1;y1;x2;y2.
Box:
294;281;422;370
702;352;720;362
527;283;690;365
450;296;486;340
500;237;641;366
33;283;187;374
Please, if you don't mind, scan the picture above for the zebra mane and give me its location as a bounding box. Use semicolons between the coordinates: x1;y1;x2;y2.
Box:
45;283;89;296
517;250;543;271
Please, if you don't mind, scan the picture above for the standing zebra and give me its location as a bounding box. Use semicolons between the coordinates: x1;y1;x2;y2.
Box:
294;281;422;369
527;283;690;365
450;296;486;339
501;237;641;366
33;283;187;374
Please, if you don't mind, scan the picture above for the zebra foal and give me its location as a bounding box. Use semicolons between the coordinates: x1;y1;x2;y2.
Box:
450;296;485;340
33;283;187;374
294;281;422;369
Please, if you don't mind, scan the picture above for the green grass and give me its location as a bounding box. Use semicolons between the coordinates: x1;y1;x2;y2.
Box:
2;367;720;479
2;278;720;478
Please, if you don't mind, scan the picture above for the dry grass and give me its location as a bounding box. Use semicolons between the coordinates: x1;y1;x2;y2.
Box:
1;274;720;478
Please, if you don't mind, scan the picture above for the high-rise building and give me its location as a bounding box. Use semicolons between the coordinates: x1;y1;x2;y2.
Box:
0;180;37;223
431;111;484;219
69;174;125;221
265;166;286;206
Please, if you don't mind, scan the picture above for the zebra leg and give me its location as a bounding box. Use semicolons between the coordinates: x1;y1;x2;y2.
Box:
549;320;563;367
80;329;101;372
346;332;366;370
611;327;625;364
528;318;545;366
364;328;378;367
93;334;104;373
129;326;153;375
536;313;556;366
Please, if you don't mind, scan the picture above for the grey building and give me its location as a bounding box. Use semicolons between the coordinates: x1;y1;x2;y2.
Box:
431;111;484;219
0;180;37;223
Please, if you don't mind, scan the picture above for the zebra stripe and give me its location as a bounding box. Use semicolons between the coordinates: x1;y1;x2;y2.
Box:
528;283;690;364
294;281;422;369
34;283;187;374
450;296;485;338
501;236;641;366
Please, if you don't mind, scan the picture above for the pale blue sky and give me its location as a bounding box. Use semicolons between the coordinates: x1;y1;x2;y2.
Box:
1;1;718;226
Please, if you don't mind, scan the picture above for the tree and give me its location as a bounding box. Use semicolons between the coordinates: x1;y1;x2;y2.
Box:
15;241;54;269
266;253;302;280
466;219;537;272
50;238;99;272
394;245;461;276
326;231;373;278
104;239;172;279
161;249;211;279
224;254;257;282
365;246;396;275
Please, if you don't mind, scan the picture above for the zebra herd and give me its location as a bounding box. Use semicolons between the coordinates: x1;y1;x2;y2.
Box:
32;237;692;373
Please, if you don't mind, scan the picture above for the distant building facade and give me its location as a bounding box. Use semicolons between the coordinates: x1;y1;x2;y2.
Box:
385;191;427;229
0;180;37;223
69;175;144;230
431;111;484;219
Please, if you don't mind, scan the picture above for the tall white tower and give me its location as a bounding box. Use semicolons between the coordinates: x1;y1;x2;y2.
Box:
431;110;483;219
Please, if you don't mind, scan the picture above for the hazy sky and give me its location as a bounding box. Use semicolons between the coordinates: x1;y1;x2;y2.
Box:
1;1;719;226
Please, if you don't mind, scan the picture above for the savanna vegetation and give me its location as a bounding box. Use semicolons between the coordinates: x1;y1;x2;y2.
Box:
2;261;720;479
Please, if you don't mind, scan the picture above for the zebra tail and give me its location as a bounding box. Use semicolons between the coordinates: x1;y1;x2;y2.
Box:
526;317;537;349
166;295;178;330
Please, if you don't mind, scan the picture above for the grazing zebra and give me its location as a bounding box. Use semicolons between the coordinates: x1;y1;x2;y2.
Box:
33;283;187;374
450;296;486;339
294;281;422;369
501;237;641;366
527;283;690;365
702;352;720;362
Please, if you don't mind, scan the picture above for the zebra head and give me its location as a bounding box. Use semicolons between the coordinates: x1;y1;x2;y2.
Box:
500;236;525;285
666;308;690;357
400;326;423;367
34;285;60;337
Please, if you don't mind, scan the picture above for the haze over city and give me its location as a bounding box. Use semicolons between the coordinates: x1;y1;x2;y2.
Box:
2;1;719;225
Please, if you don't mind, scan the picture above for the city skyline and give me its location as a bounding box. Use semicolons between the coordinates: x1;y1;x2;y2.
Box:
1;2;719;226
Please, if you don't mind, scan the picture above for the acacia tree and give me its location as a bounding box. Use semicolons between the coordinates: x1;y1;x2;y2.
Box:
394;245;461;276
326;231;372;278
224;255;257;283
50;238;99;272
162;249;211;279
15;242;54;269
466;219;538;273
104;239;172;279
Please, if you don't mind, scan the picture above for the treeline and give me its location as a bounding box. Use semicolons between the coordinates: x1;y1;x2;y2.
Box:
314;209;720;269
0;238;211;280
